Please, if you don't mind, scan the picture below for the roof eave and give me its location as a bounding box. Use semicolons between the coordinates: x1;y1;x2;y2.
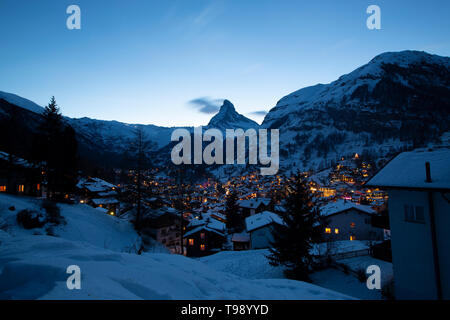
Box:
365;183;450;192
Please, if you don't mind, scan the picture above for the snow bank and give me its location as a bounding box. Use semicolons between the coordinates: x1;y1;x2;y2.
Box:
0;194;354;300
200;249;285;280
0;194;140;253
0;234;353;300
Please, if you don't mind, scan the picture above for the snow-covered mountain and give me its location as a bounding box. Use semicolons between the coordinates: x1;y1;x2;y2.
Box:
1;50;449;175
0;91;45;114
207;100;259;131
0;94;183;167
0;93;255;170
262;50;450;172
67;117;177;150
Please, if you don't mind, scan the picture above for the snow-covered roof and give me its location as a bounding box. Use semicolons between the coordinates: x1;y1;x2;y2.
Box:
238;198;271;209
95;207;109;214
146;206;180;219
207;218;226;232
320;199;375;217
92;198;119;205
0;151;42;168
245;211;283;232
367;148;450;190
210;211;226;221
183;226;225;238
187;213;226;232
77;177;117;192
98;191;117;197
274;205;286;213
232;232;250;242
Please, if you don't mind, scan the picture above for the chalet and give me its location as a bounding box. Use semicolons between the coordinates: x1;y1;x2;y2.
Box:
237;198;272;217
144;206;183;254
320;199;384;242
367;148;450;300
0;151;42;197
185;213;226;234
76;177;119;214
245;211;283;249
183;213;226;256
183;226;225;257
231;232;250;251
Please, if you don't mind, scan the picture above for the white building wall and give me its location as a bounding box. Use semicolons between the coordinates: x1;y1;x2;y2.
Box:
250;225;274;249
433;191;450;299
389;189;441;299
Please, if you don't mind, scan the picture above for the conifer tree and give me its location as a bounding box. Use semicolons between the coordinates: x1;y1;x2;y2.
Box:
129;127;153;230
36;96;77;199
268;172;323;281
224;191;240;232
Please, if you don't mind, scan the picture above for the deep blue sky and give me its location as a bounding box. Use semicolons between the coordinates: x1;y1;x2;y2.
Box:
0;0;449;126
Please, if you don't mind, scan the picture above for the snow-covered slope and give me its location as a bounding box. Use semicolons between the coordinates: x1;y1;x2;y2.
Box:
0;193;141;252
0;194;352;300
200;249;285;280
262;50;450;173
264;51;450;121
67;117;178;150
0;235;353;299
0;91;45;114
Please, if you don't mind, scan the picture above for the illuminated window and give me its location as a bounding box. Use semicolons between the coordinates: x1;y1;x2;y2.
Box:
200;244;206;251
200;233;205;239
0;186;6;192
18;185;24;192
36;184;40;191
350;222;356;228
350;235;356;241
334;228;339;234
325;228;331;234
189;239;194;246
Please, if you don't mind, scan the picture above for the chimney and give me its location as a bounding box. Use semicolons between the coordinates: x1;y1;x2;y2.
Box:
425;162;432;183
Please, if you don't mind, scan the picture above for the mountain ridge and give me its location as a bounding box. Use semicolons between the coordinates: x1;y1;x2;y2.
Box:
1;50;449;175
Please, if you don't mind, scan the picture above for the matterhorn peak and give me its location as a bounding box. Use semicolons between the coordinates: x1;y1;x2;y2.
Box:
219;100;236;113
207;99;259;131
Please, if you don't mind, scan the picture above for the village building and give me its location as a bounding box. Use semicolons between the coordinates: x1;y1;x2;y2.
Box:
0;151;43;197
367;148;450;300
320;199;384;242
76;177;119;214
183;226;225;257
245;211;283;249
143;206;183;254
231;232;250;251
183;213;226;257
237;198;272;217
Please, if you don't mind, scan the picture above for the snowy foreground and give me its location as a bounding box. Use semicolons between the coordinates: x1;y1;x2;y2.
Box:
0;194;353;300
